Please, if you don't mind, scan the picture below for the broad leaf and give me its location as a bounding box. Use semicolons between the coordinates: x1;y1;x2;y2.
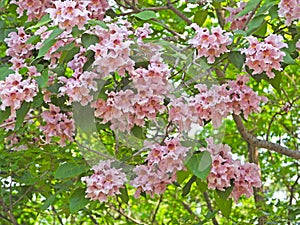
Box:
186;151;212;180
69;188;89;213
15;102;31;130
182;175;196;197
37;28;64;58
41;195;56;210
81;33;99;49
119;187;129;204
0;67;14;80
228;51;245;70
194;10;207;27
214;190;233;218
133;11;157;20
236;0;261;17
54;162;88;179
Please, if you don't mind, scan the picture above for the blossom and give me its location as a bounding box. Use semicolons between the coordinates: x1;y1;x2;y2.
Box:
131;138;189;198
241;35;288;78
200;138;262;202
225;2;250;30
169;76;267;130
45;0;89;32
58;71;98;106
278;0;300;26
189;24;232;63
11;0;52;21
85;0;109;20
5;27;34;58
81;160;127;202
0;73;38;117
40;104;75;146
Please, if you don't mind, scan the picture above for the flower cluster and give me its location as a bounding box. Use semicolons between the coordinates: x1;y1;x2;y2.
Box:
241;35;287;78
86;0;110;20
40;104;75;146
0;73;38;117
189;24;232;63
45;1;89;32
11;0;52;21
131;138;189;198
5;27;34;59
81;160;127;202
200;138;262;203
225;2;250;30
278;0;300;26
58;71;98;106
169;76;267;130
88;23;135;78
92;54;169;131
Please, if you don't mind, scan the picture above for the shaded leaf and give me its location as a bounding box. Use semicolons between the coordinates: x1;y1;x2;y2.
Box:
15;102;31;130
119;186;129;204
236;0;261;17
194;10;207;27
0;67;14;80
41;195;56;210
69;188;89;213
81;33;99;49
131;125;146;139
54;163;88;179
228;51;245;70
37;28;64;58
186;151;212;180
214;190;232;218
0;107;11;124
182;175;196;197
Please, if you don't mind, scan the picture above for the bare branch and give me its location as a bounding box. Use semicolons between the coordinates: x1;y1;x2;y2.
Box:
233;115;300;160
166;0;192;25
203;191;219;225
151;195;163;224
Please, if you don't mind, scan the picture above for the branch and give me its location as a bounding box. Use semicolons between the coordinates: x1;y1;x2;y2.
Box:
233;115;300;160
0;198;19;225
203;191;218;225
166;0;192;25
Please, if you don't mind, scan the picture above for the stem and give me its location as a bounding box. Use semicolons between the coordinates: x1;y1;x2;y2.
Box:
203;191;219;225
151;195;163;224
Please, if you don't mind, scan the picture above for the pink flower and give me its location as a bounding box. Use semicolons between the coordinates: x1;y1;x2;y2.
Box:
131;138;189;198
0;73;38;117
11;0;52;21
58;71;97;106
225;2;250;30
201;138;262;202
241;35;287;78
278;0;300;26
40;104;75;146
189;24;232;63
45;0;89;32
81;160;127;202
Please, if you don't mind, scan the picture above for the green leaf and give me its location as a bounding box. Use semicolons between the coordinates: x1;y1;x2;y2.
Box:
177;170;190;184
119;187;129;204
27;14;51;30
236;0;261;17
133;11;157;20
246;15;265;35
37;28;64;58
41;195;56;210
196;179;208;193
0;67;14;80
182;175;196;197
253;20;267;36
186;151;212;180
194;10;208;27
26;35;41;45
35;69;49;88
81;33;99;49
216;186;233;199
0;107;11;124
88;19;108;29
214;190;232;218
59;45;80;64
131;125;146;139
15;102;31;130
54;163;88;179
283;51;296;65
69;188;89;213
228;51;245;70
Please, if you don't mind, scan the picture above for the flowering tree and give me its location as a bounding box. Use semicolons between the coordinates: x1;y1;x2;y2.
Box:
0;0;299;224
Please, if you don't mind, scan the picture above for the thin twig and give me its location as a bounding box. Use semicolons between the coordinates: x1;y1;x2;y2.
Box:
151;195;163;224
203;191;219;225
166;0;192;25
